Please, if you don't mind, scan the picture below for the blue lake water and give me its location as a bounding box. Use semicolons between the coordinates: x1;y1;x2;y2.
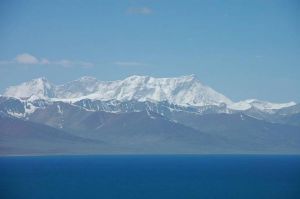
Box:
0;155;300;199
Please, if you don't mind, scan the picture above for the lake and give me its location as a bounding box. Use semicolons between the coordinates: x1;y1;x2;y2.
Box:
0;155;299;199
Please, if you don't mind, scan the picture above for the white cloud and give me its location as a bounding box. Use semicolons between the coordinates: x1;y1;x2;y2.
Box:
15;53;39;64
0;53;94;68
127;7;153;15
114;61;147;67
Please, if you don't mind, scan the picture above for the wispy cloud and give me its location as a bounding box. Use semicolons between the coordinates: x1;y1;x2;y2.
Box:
53;59;94;68
127;7;153;15
114;61;147;67
15;53;39;64
0;53;94;68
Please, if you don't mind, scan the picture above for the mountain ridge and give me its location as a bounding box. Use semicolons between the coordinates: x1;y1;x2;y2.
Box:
3;75;296;111
1;99;299;155
1;79;300;154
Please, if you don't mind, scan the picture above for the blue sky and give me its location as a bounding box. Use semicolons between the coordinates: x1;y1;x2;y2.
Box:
0;0;299;102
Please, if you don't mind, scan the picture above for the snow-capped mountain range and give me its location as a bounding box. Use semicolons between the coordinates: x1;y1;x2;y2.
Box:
1;75;300;155
3;75;296;112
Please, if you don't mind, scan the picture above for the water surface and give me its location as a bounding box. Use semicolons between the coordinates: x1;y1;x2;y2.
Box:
0;155;299;199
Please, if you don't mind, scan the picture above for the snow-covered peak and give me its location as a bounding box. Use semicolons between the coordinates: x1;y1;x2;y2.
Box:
55;76;100;99
4;77;55;99
229;99;296;111
3;75;232;106
103;74;232;106
77;76;98;82
3;75;296;111
246;99;296;110
123;75;150;81
123;74;196;82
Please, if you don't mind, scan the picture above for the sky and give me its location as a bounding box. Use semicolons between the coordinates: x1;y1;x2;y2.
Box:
0;0;299;102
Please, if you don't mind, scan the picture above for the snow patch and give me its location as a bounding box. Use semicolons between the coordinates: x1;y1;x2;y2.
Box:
7;110;24;118
57;104;63;114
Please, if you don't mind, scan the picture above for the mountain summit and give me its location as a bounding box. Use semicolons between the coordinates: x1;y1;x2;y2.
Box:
3;75;295;110
4;77;55;100
4;75;232;106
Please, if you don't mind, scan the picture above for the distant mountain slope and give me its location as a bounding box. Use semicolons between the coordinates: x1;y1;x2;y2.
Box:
0;116;107;155
169;112;300;153
23;100;300;154
26;103;226;153
281;113;300;127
